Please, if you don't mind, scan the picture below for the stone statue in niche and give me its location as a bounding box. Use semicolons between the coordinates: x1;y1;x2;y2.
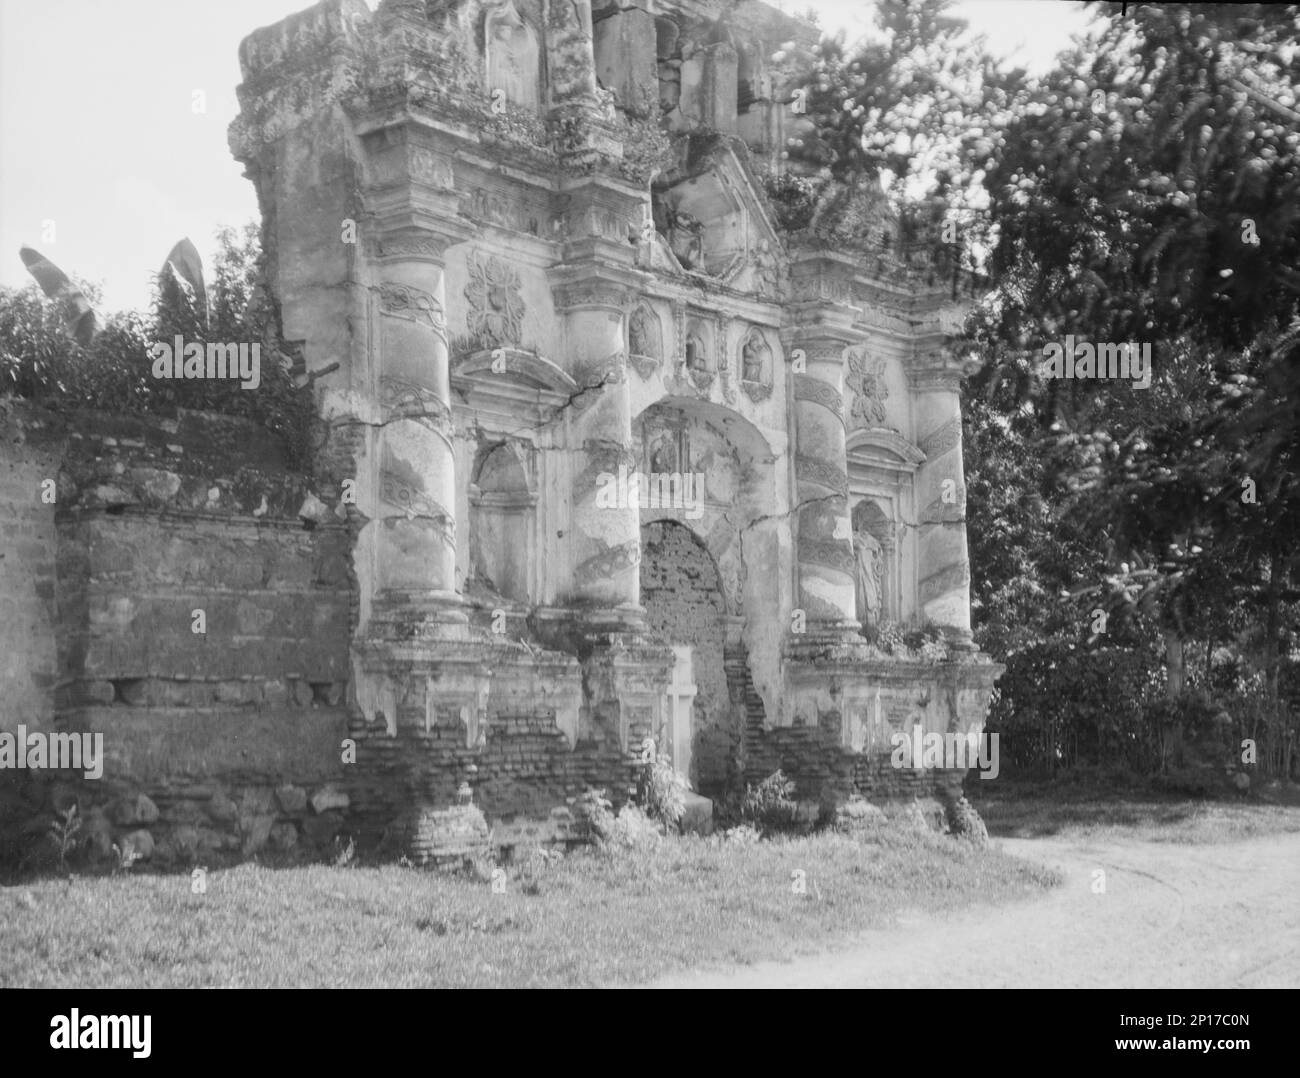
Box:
752;239;783;299
629;305;661;359
485;0;540;109
648;429;678;474
854;526;884;630
742;331;768;383
666;206;704;270
685;333;707;371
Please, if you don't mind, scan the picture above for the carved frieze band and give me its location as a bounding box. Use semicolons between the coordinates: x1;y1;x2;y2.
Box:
919;416;962;459
795;454;849;497
377;282;445;331
793;374;845;421
552;282;628;312
799;539;855;575
919;560;970;603
377;236;448;263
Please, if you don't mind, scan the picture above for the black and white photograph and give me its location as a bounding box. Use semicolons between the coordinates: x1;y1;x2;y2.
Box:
0;0;1295;1032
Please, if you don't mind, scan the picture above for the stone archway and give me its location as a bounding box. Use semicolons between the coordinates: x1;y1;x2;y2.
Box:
639;520;731;798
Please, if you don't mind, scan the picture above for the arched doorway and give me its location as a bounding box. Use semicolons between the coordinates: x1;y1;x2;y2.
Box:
639;520;731;798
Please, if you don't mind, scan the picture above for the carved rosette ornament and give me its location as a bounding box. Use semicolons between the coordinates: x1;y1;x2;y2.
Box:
465;250;525;345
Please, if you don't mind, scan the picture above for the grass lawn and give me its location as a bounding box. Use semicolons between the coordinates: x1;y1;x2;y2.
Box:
0;829;1059;988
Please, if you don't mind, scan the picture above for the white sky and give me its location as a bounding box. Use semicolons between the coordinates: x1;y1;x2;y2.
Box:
0;0;1097;315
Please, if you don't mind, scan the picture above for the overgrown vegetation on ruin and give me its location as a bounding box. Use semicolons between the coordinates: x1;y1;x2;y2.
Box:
0;224;314;470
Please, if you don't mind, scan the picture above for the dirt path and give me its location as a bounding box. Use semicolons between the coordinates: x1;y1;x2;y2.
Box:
650;832;1300;988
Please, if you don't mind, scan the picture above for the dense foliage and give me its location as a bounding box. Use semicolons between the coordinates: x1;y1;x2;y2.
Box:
0;224;312;469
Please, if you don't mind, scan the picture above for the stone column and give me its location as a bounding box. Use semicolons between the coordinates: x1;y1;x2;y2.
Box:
554;279;642;627
371;231;461;619
791;333;860;640
912;360;973;647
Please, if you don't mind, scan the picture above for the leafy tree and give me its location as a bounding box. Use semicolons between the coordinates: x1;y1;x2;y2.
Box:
968;2;1300;769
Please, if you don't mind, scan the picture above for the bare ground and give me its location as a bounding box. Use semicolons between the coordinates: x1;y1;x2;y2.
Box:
649;831;1300;988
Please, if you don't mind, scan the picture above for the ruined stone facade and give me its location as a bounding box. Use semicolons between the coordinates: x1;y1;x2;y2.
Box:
0;0;1003;869
223;0;1002;853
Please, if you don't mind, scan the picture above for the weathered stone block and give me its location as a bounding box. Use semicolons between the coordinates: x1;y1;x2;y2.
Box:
310;784;349;813
241;814;275;855
302;811;343;846
275;784;308;813
207;791;238;823
270;822;298;850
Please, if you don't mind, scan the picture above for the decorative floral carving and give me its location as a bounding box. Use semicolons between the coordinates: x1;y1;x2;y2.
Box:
846;348;889;428
741;380;772;403
799;538;855;575
574;540;641;581
793;374;844;421
919;560;970;603
380;377;452;437
795;454;849;497
379;472;455;545
919;416;962;458
465;250;525;346
378;282;445;330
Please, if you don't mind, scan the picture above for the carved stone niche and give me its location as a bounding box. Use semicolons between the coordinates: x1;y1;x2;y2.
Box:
627;302;664;380
739;326;773;402
468;439;537;605
852;498;897;632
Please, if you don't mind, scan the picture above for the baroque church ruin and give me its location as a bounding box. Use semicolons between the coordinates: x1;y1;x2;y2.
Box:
1;0;1002;864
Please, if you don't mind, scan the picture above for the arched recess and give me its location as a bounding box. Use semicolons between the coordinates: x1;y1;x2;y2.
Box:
851;498;895;631
467;440;536;604
632;394;784;785
639;519;729;796
846;428;925;627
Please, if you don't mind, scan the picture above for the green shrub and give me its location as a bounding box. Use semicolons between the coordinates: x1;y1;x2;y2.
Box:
636;739;688;829
740;770;798;834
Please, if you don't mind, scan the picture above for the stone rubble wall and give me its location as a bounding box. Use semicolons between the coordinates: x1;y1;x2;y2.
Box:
0;402;354;868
